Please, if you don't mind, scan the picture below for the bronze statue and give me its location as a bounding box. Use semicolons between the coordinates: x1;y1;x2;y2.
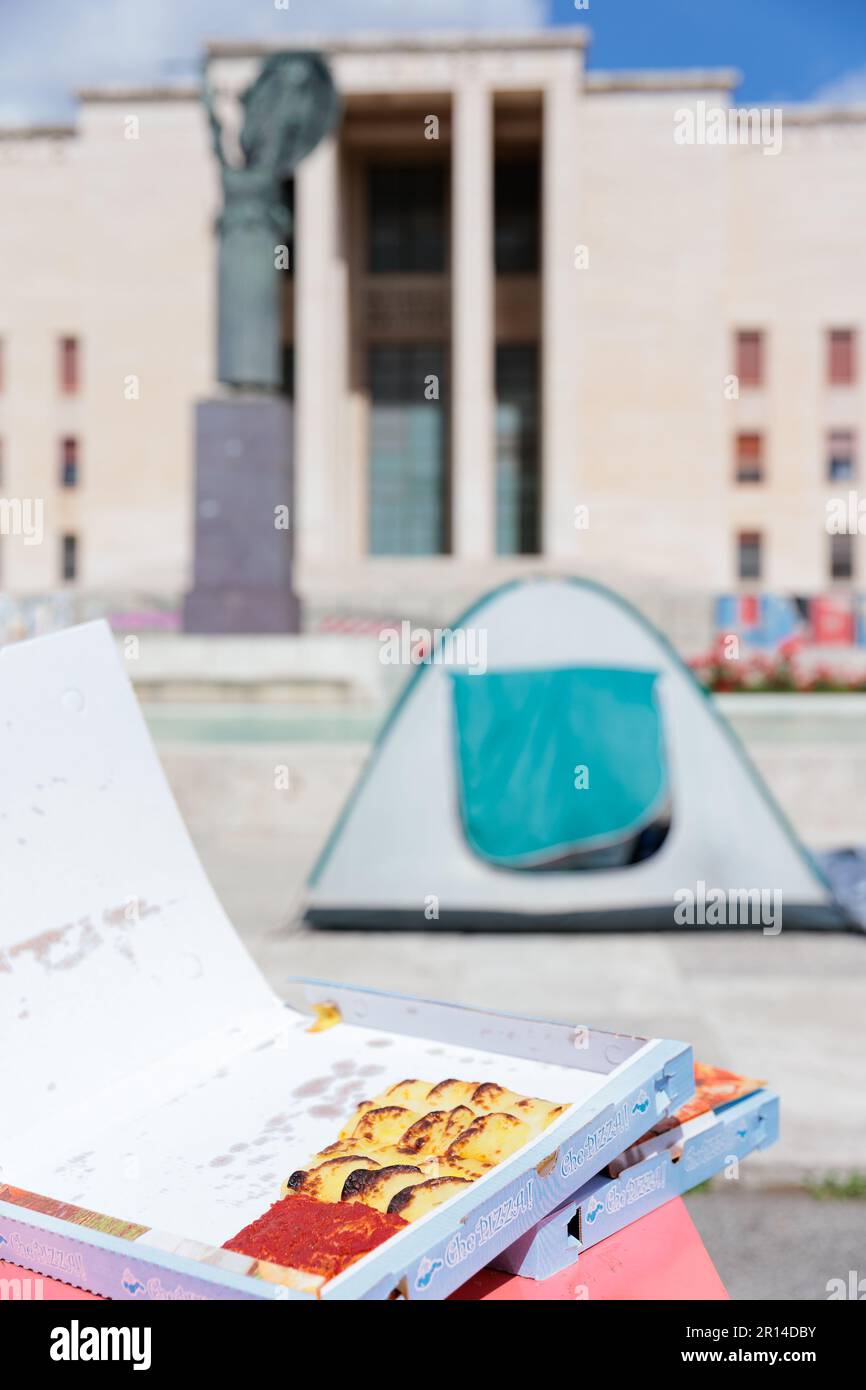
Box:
203;53;340;391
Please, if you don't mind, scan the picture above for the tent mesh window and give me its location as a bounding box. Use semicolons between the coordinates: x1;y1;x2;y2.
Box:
450;666;671;871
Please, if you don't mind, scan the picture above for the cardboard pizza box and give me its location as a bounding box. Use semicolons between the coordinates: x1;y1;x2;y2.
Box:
495;1087;779;1280
0;622;694;1300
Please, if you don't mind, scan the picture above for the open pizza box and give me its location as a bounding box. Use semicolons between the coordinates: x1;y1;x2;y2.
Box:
1;622;765;1300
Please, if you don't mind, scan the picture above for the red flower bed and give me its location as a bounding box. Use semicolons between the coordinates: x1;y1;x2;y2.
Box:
689;648;866;694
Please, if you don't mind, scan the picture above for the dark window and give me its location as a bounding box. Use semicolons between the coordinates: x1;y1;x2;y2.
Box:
368;345;448;555
59;336;80;393
368;164;446;274
737;531;762;581
278;178;295;275
60;436;79;487
830;532;855;581
495;162;540;274
496;345;540;554
735;432;764;484
827;429;856;482
281;345;294;400
735;330;763;388
277;181;295;399
828;329;856;385
61;533;78;582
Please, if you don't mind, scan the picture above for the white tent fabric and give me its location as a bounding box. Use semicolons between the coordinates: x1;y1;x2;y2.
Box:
307;578;848;931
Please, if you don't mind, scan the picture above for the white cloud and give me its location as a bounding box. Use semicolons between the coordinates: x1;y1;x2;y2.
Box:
281;0;546;30
0;0;546;123
812;63;866;104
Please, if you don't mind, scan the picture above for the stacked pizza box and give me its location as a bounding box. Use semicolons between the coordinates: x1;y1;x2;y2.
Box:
0;625;779;1300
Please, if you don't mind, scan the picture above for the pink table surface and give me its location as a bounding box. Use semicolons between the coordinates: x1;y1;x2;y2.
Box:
455;1197;728;1300
0;1197;726;1302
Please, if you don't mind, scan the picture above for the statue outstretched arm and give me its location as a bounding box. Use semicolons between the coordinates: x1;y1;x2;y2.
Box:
201;60;227;169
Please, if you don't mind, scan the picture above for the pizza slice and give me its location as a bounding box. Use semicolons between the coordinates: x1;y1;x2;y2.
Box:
226;1074;570;1287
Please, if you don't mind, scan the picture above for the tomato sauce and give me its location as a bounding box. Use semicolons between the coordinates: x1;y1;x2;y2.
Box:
224;1192;407;1279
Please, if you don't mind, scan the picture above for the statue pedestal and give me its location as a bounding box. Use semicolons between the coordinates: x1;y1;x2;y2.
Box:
183;396;300;634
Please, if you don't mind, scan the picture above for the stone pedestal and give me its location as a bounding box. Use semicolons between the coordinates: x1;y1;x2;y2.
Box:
183;396;300;633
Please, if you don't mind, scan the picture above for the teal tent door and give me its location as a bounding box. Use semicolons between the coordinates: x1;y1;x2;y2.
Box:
450;666;668;869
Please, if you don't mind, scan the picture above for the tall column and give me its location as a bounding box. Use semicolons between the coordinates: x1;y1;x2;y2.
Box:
451;76;495;559
542;59;582;557
295;133;346;577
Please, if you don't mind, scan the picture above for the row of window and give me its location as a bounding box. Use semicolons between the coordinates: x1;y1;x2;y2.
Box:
11;428;858;496
738;530;857;582
18;530;859;588
735;428;857;484
0;336;81;394
735;328;857;387
0;326;855;397
19;530;862;587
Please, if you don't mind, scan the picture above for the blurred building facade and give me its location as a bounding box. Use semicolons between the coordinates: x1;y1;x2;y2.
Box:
0;29;864;629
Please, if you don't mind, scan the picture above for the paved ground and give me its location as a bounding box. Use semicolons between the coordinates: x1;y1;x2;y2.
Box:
684;1192;866;1301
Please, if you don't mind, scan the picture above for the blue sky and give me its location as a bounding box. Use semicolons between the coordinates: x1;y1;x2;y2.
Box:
1;0;865;123
552;0;866;103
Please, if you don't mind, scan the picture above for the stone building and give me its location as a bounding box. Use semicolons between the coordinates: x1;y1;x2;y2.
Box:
0;29;863;631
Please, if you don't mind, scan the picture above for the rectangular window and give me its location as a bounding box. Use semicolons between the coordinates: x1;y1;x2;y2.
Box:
828;329;856;385
368;345;448;555
61;533;78;582
735;330;764;388
495;162;540;274
830;532;854;581
60;436;79;488
281;345;294;400
827;429;857;482
59;336;80;393
278;177;295;276
368;164;446;274
496;344;540;554
735;432;764;484
737;530;762;581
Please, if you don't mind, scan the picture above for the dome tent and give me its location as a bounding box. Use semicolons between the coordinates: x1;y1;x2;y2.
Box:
306;577;854;932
